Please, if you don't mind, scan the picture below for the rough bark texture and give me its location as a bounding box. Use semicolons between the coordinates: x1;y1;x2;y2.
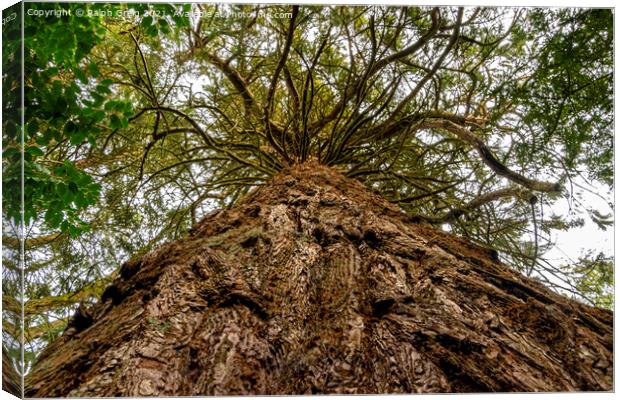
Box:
2;347;21;397
25;162;613;396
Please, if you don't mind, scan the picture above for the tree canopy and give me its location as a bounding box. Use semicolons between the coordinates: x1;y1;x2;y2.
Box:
2;2;613;370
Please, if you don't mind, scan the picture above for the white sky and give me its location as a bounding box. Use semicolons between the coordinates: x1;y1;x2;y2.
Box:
547;181;614;265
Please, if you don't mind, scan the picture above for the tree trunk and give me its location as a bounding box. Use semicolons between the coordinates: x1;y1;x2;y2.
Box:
25;162;613;396
2;346;21;397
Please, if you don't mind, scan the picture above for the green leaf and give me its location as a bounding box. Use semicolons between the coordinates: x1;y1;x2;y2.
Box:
92;110;106;122
25;146;45;157
64;121;78;135
88;61;100;77
96;84;112;95
87;135;97;147
68;182;79;194
2;147;20;159
27;120;40;136
73;67;88;84
104;100;117;111
110;114;122;129
69;131;86;145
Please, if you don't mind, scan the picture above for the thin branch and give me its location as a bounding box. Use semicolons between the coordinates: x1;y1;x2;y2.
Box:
265;6;299;162
410;186;530;224
310;7;441;135
389;7;464;118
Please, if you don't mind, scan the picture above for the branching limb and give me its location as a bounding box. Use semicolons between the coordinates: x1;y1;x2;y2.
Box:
388;7;463;118
369;8;441;75
410;186;532;224
265;6;299;162
265;6;299;118
310;7;442;135
204;52;258;114
420;118;561;193
3;233;63;249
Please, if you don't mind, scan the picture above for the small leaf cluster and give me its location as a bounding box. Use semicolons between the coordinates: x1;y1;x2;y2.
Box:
2;3;135;234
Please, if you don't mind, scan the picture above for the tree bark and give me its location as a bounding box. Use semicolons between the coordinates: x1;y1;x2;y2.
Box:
2;346;21;397
25;162;612;396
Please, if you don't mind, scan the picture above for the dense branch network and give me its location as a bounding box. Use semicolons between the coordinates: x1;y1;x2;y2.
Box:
82;6;578;283
123;6;560;214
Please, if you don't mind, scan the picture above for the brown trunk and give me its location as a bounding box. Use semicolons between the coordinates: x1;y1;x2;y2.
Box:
2;346;21;397
25;162;612;396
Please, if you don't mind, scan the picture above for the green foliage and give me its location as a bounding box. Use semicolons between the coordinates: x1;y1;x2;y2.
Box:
507;9;613;185
4;3;104;233
2;2;189;234
564;252;614;309
2;3;23;226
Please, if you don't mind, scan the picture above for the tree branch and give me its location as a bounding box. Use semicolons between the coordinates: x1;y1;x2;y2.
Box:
3;233;63;249
309;7;442;135
420;118;561;192
410;186;531;224
265;6;299;162
205;52;258;114
389;7;463;118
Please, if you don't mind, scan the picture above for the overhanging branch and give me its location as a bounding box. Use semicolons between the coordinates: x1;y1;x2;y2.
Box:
410;186;532;224
420;118;561;193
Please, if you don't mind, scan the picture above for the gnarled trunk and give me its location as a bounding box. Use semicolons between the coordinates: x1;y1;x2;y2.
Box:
25;162;612;396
